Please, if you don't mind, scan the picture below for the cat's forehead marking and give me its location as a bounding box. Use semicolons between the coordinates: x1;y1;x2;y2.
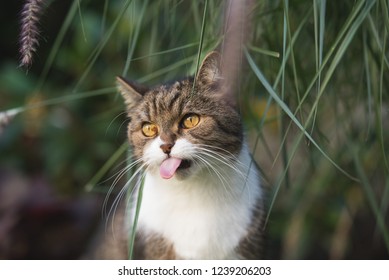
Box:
143;81;191;120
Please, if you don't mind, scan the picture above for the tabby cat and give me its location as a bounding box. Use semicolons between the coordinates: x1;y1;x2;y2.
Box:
98;51;264;260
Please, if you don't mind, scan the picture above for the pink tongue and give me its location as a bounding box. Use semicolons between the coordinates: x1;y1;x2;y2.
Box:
160;157;182;179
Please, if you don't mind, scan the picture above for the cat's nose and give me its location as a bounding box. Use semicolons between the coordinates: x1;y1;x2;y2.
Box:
160;143;174;154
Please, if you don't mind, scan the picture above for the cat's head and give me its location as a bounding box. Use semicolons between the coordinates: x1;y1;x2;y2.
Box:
117;51;243;180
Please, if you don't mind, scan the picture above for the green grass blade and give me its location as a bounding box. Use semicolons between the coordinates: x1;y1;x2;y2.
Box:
74;0;133;91
246;51;356;179
122;0;149;77
84;141;129;192
128;175;145;260
247;45;280;58
273;0;376;170
130;43;199;61
290;0;372;119
263;6;312;173
280;0;290;188
36;0;80;91
362;28;373;140
101;0;109;34
378;29;389;173
138;55;196;83
246;49;359;223
77;0;87;42
0;87;115;117
283;0;302;120
319;2;374;95
311;0;326;134
379;0;389;32
367;14;389;69
193;0;208;85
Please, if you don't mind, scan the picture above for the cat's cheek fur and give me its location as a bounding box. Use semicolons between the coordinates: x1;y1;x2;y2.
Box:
128;128;147;159
142;136;166;168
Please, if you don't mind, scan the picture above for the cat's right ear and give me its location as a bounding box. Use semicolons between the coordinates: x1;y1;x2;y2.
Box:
116;76;148;109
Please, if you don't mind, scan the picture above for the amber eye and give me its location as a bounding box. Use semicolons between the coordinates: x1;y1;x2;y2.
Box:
181;114;200;129
142;122;158;137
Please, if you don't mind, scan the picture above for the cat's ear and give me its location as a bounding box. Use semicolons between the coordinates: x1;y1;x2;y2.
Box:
196;51;238;108
196;51;223;88
116;76;148;109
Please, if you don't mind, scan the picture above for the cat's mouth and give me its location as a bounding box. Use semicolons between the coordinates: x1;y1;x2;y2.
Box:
159;157;192;179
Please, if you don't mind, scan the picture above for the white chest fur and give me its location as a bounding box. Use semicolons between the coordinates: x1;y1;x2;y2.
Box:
136;146;261;259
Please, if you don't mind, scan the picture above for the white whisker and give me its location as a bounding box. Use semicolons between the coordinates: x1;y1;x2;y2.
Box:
195;146;247;177
192;154;234;200
102;157;142;217
191;144;259;199
105;111;128;137
105;161;147;237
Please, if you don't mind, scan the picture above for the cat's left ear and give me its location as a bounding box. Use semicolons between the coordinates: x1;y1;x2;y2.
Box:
116;76;149;110
196;51;223;89
196;51;238;108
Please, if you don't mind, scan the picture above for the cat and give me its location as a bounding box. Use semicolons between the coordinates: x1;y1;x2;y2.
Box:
93;51;265;260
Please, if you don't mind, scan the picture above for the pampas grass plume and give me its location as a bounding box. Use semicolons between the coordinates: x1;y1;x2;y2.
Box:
19;0;46;68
